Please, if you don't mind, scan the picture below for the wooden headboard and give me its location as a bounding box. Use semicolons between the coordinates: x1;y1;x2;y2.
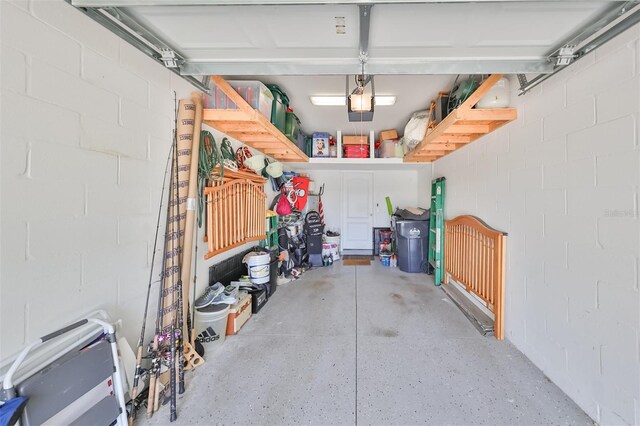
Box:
444;215;507;339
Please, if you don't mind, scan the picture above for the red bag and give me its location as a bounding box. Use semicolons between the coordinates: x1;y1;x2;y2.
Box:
276;193;292;215
293;176;310;211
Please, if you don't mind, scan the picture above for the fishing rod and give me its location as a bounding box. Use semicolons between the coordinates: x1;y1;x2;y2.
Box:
148;93;181;418
146;143;173;418
168;112;180;422
146;148;172;418
128;140;173;425
176;269;185;396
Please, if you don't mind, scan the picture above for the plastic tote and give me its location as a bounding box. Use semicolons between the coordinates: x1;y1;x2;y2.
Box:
195;304;230;353
284;111;301;142
266;84;289;133
205;80;274;120
243;252;271;284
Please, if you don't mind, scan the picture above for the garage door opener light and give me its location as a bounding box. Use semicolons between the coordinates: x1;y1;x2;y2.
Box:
347;73;374;122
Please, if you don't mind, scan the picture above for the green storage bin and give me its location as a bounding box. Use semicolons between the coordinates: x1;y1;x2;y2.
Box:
266;84;289;134
284;112;301;142
305;136;313;157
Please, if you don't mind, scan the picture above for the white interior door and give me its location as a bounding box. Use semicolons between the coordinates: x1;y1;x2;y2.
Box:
342;172;373;250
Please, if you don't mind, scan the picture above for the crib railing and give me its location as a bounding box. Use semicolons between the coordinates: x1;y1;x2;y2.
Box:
204;179;266;259
444;215;507;339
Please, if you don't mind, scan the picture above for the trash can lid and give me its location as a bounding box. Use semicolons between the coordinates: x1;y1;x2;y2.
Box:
197;303;230;314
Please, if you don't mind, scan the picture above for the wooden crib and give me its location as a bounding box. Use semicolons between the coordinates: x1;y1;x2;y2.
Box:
204;178;266;259
444;215;507;339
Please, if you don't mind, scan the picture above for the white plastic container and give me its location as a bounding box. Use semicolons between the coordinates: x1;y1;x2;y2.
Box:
245;252;271;284
205;80;274;120
324;234;341;255
394;140;404;158
477;77;510;108
194;304;230;354
381;140;396;158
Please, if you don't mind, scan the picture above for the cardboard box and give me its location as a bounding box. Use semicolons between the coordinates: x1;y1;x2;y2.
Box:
343;135;369;145
379;129;398;141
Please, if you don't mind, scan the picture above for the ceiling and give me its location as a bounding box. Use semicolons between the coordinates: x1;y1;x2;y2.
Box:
70;0;640;130
119;1;615;75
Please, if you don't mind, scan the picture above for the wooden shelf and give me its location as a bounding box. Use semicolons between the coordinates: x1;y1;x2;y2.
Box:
404;74;517;163
289;157;429;170
309;157;404;164
203;76;309;163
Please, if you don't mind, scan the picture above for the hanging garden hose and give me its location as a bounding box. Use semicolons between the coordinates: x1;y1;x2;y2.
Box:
220;137;238;171
198;131;222;227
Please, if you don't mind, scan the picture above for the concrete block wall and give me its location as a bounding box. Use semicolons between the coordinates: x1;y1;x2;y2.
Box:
0;0;265;359
433;24;640;425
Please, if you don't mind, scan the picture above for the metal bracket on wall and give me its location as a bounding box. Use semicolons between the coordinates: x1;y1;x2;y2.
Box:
516;74;528;90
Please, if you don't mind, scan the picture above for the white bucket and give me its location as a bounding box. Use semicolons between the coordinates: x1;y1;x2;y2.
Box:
245;253;271;284
324;235;341;252
194;304;230;354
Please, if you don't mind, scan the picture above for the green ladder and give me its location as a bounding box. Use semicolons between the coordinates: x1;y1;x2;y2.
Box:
260;215;278;250
428;177;446;286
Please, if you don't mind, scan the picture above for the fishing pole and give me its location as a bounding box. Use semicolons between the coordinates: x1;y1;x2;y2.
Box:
148;93;180;418
128;140;173;425
146;143;172;418
168;111;180;422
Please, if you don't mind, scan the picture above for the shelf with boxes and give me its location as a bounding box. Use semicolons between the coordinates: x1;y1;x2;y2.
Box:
203;76;309;163
404;74;517;163
301;129;406;163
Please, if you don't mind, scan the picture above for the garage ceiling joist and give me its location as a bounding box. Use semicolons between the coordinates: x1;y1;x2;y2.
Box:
179;59;554;77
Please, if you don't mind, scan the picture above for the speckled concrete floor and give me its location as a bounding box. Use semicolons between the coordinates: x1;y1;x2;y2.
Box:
142;261;591;426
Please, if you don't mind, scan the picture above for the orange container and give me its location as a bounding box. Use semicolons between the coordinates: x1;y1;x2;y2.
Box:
226;291;252;335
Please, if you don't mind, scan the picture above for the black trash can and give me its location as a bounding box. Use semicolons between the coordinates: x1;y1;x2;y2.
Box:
395;219;430;273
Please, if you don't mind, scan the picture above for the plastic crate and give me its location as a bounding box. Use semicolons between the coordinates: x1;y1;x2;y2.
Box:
296;131;307;153
344;145;369;158
284;111;301;142
205;80;274;120
266;84;289;133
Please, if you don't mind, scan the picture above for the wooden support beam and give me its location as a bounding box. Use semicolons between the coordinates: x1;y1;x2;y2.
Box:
231;133;283;143
404;156;440;163
415;150;448;156
202;109;252;122
430;135;472;144
458;108;517;121
420;143;462;151
211;122;266;134
445;124;491;134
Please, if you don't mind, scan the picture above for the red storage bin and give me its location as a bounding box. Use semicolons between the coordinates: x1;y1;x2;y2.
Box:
344;145;369;158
